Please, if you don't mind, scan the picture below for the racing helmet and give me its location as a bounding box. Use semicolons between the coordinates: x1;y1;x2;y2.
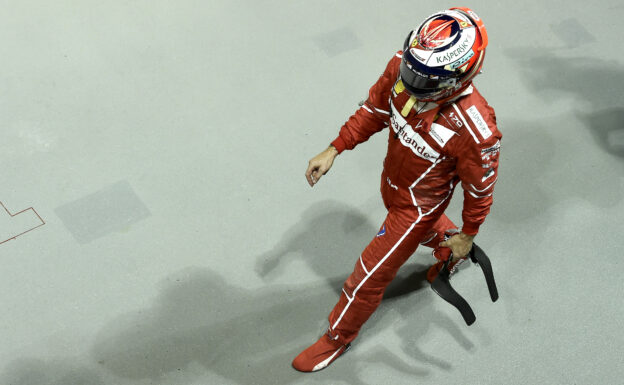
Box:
400;7;488;102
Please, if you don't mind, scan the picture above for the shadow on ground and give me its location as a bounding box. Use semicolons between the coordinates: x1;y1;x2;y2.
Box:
83;265;473;384
82;201;474;384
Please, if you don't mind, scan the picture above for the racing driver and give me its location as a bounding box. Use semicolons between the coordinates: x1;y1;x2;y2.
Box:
293;7;502;372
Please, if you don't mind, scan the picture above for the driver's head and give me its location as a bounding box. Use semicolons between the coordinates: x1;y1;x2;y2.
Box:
400;7;488;102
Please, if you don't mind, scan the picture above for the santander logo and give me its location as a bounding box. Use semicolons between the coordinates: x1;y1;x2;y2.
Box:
390;103;440;162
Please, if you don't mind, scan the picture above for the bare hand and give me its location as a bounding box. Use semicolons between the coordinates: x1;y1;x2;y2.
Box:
305;146;339;187
439;232;475;262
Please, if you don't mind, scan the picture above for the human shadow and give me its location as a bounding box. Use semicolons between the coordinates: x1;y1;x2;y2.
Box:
89;267;334;384
88;266;447;385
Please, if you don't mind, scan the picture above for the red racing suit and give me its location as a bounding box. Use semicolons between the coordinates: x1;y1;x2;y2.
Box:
325;52;502;344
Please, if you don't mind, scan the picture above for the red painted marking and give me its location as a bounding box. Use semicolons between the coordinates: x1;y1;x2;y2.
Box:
0;201;45;245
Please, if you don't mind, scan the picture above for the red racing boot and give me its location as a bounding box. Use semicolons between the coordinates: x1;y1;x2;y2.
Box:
292;332;351;372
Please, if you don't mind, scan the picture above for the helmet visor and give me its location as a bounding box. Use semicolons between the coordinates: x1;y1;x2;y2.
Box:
399;59;456;93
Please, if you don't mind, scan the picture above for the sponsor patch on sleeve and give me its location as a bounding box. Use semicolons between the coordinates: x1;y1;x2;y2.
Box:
481;140;501;155
466;105;492;140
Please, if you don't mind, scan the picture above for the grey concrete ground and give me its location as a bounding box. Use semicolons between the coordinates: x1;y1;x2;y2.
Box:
1;1;622;384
